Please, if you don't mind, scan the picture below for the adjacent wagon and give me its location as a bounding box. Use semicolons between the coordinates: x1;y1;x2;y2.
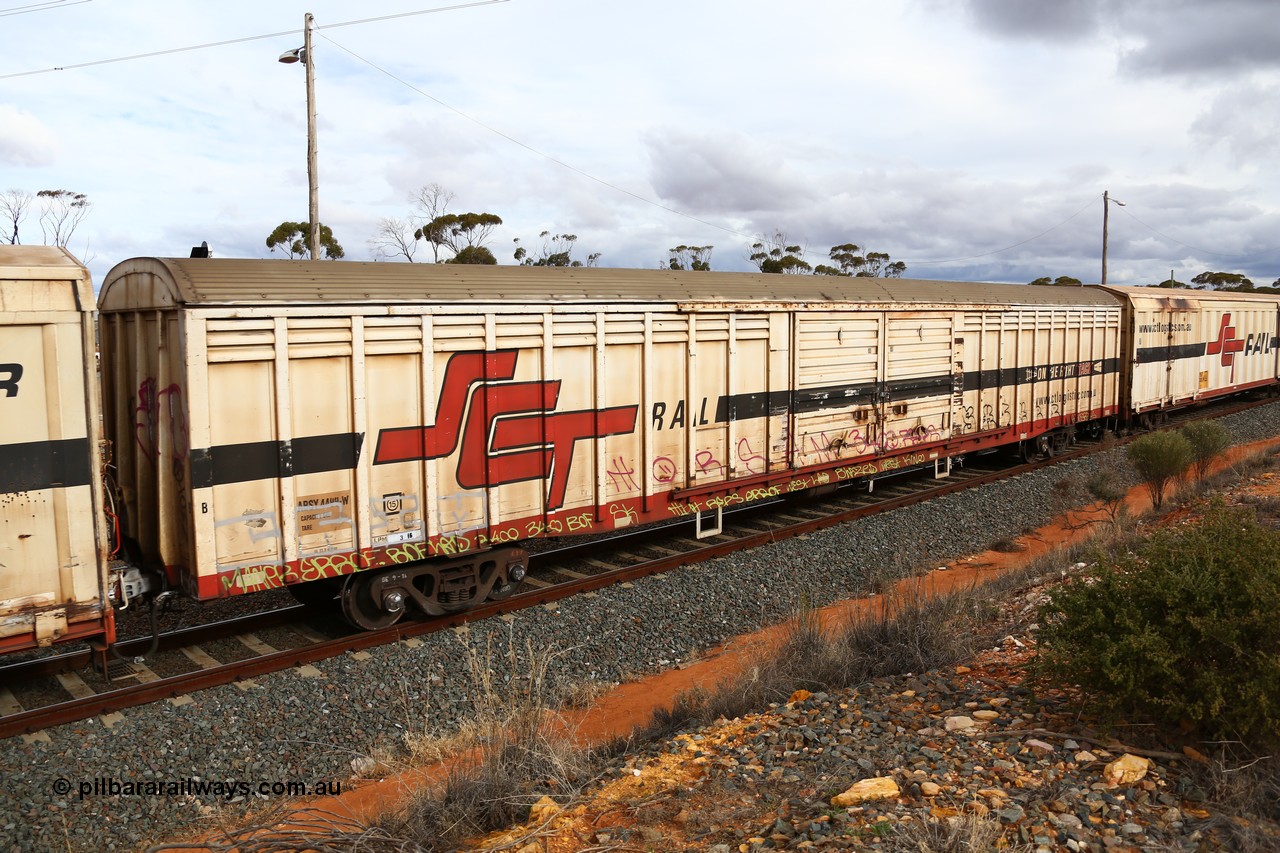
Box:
0;247;113;652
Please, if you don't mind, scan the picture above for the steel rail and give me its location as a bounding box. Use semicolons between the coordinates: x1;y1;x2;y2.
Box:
0;605;309;683
1;394;1270;740
0;451;1047;739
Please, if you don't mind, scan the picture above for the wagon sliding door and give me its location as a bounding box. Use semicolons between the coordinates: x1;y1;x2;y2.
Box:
790;312;882;468
878;314;955;455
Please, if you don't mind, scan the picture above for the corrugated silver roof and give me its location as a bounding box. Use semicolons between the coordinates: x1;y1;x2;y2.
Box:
1098;284;1280;305
98;257;1123;311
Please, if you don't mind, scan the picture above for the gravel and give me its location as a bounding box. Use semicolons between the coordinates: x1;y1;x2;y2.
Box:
3;401;1279;853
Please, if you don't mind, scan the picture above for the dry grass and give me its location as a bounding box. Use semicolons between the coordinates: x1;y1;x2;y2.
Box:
373;632;603;849
639;578;994;740
1193;750;1280;851
884;813;1035;852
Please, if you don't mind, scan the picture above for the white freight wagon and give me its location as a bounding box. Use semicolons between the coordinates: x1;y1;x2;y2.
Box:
1101;286;1280;415
97;259;1123;629
0;246;113;652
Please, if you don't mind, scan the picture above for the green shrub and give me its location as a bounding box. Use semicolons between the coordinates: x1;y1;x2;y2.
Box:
1180;419;1232;481
1036;503;1280;745
1126;430;1193;508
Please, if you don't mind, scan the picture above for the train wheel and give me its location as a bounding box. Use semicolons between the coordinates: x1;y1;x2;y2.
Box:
340;573;406;631
487;578;517;601
486;557;526;602
286;576;342;611
1021;434;1052;462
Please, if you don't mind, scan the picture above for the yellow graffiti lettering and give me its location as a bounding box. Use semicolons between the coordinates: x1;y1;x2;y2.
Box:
386;543;428;563
609;503;639;526
744;486;782;502
430;535;472;556
564;512;594;532
487;527;521;544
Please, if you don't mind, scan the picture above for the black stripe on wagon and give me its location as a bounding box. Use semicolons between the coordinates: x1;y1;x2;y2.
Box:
715;357;1123;424
190;432;364;489
714;390;791;422
0;438;92;494
1135;343;1207;365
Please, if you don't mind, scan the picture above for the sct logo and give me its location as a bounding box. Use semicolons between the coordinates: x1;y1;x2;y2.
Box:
373;350;638;510
0;362;22;398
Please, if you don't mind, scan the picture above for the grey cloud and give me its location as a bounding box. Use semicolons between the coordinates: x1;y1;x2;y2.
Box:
955;0;1280;78
1190;84;1280;163
1113;0;1280;77
644;129;817;215
960;0;1105;41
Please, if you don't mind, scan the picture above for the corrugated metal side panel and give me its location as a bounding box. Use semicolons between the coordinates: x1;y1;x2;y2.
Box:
175;300;801;594
955;305;1121;437
882;314;954;451
0;250;110;649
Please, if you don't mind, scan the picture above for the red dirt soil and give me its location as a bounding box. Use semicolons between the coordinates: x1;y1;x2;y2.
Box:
167;435;1280;846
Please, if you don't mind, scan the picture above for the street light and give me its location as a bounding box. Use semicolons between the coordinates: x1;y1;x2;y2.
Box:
1101;189;1125;285
279;12;319;260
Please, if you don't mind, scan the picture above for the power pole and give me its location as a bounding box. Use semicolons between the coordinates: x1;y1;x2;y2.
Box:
1101;190;1124;285
304;12;319;260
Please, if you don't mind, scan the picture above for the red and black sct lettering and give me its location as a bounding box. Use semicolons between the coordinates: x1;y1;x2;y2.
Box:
373;349;638;510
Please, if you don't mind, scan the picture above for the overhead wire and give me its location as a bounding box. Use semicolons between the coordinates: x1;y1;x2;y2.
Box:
906;193;1102;265
1114;205;1243;259
0;1;510;79
0;0;90;18
6;2;1267;270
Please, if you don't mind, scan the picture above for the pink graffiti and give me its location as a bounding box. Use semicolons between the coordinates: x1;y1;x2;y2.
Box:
605;456;639;492
736;437;767;474
135;379;188;465
651;456;677;483
694;450;724;474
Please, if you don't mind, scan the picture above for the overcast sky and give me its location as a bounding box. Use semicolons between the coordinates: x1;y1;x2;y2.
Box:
4;0;1279;289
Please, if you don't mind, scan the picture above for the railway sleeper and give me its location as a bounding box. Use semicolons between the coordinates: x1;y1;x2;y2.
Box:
338;547;528;630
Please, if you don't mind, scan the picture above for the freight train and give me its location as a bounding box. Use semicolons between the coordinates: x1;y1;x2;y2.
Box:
3;246;1278;653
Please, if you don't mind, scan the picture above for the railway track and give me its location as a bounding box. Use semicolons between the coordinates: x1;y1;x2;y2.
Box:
0;395;1266;741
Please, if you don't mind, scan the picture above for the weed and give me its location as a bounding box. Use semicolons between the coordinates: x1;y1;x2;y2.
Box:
885;812;1035;851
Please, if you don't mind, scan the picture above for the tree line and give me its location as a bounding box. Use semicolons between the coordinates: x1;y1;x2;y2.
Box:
0;189;92;248
1031;271;1280;291
357;184;909;276
12;182;1269;291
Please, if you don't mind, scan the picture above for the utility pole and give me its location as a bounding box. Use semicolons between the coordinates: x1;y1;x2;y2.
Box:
304;12;319;260
1101;190;1124;285
279;14;320;260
